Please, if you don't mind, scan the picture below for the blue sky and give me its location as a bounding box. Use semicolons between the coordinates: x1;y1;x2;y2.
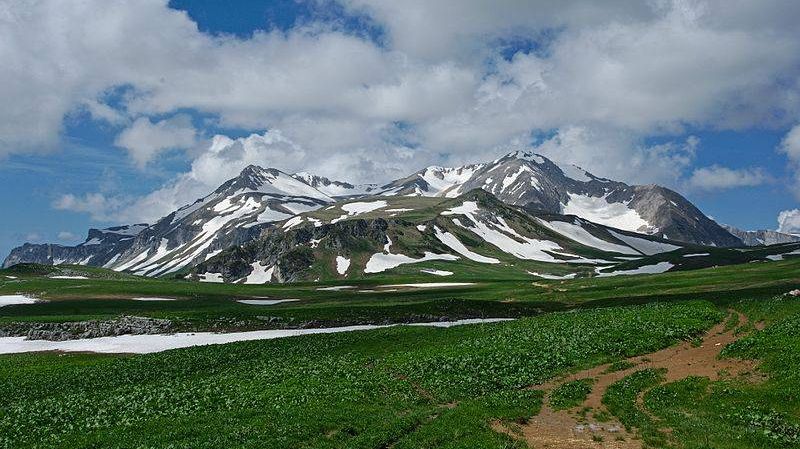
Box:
2;0;800;259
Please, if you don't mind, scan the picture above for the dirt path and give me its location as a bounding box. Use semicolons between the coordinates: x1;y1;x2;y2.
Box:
493;310;760;448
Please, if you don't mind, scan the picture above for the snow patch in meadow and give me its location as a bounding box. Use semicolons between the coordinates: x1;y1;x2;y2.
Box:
382;282;474;288
49;275;89;280
130;297;178;302
596;262;674;277
683;253;710;258
0;295;39;307
0;319;512;354
236;299;299;306
198;272;224;283
528;272;577;280
420;268;453;276
317;285;355;291
336;256;351;275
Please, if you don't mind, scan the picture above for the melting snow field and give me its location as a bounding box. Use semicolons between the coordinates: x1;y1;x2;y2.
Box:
0;318;511;355
198;272;224;283
443;202;565;263
607;230;681;255
49;275;89;280
364;237;458;273
382;282;475;288
420;269;454;276
434;226;500;264
683;253;710;258
130;297;178;302
596;262;674;277
317;285;356;291
537;219;639;255
336;256;351;275
0;295;39;307
562;194;649;232
245;262;274;284
331;200;388;223
528;272;577;280
236;299;300;306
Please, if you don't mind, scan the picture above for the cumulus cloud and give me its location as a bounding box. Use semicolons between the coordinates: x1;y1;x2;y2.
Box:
52;193;129;222
688;165;770;191
114;115;198;167
779;124;800;198
3;0;799;224
778;209;800;234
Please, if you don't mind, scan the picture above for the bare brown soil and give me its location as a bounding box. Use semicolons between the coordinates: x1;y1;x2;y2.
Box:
493;311;762;449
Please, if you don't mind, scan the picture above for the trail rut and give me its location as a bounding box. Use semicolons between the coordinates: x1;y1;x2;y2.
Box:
493;310;761;449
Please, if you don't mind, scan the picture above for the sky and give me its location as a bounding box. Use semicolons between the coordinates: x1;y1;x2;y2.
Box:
2;0;800;258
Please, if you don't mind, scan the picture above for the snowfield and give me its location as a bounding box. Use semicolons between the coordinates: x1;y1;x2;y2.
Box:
537;218;639;255
0;295;39;307
364;237;459;273
443;202;566;263
0;318;511;354
607;230;681;255
596;262;674;277
245;262;274;284
420;268;454;276
331;200;388;223
562;193;650;232
434;226;500;264
336;256;351;275
236;299;299;305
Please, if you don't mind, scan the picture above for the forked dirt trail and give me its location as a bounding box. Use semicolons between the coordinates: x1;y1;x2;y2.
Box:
493;310;760;449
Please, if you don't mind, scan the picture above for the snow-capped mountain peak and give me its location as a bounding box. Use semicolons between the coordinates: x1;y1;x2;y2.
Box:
291;172;378;198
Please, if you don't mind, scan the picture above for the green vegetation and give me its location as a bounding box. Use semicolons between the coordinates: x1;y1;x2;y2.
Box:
2;258;800;447
0;302;718;448
550;378;594;410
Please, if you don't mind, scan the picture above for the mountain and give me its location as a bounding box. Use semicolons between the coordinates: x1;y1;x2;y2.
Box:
2;224;147;269
190;189;788;284
4;166;334;274
722;225;800;246
4;152;745;274
374;151;741;247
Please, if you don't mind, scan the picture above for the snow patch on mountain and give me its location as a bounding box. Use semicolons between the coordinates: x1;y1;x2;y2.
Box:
562;194;650;232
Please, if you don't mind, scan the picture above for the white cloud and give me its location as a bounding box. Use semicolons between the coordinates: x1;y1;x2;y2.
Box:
688;165;770;191
780;124;800;162
114;115;197;167
778;209;800;234
779;124;800;198
57;231;79;242
520;126;698;187
3;0;800;224
52;193;128;222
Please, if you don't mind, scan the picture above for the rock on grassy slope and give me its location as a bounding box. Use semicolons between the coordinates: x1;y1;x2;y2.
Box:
191;189;778;284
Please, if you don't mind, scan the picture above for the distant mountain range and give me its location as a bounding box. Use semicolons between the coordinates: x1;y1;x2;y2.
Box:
722;225;800;246
7;151;794;280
